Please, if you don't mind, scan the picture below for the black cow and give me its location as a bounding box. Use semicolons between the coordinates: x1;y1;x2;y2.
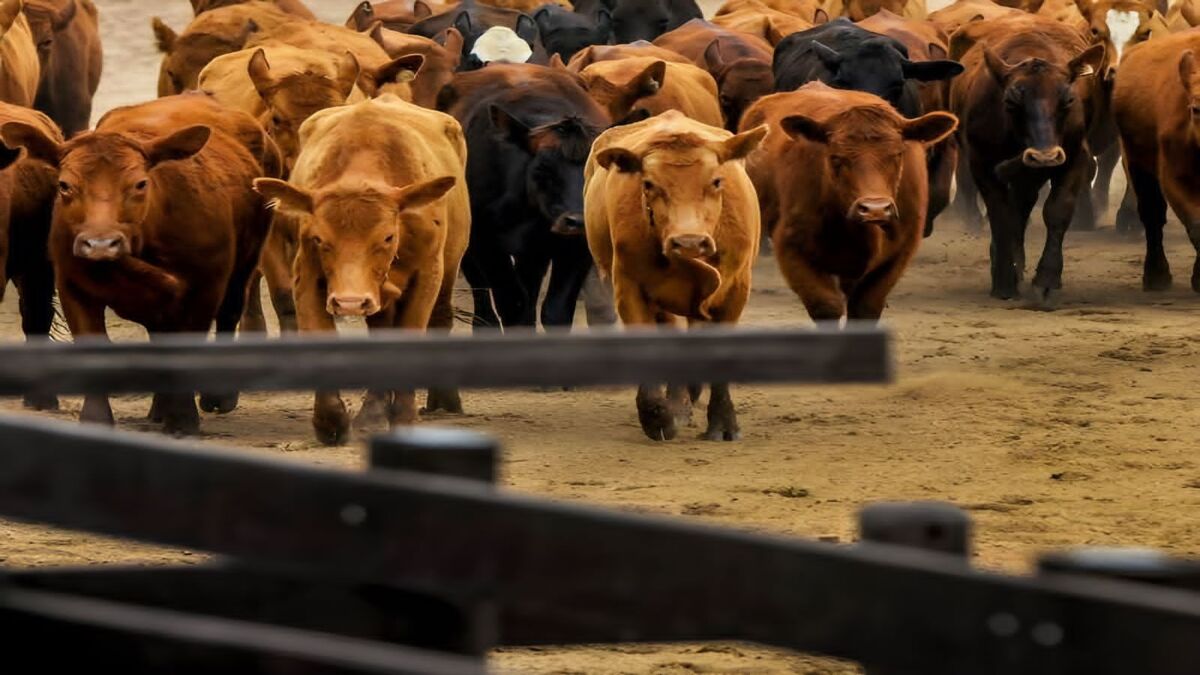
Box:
408;0;545;68
773;18;962;117
534;4;611;62
439;63;610;329
573;0;702;44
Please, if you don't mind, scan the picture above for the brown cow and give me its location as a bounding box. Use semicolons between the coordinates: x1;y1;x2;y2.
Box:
585;111;765;442
1113;31;1200;291
844;0;928;21
710;0;815;44
950;14;1104;303
480;0;571;10
23;0;101;138
152;2;297;97
654;19;773;131
0;102;60;410
567;41;692;72
345;1;457;32
928;0;1021;37
715;0;822;21
365;24;463;108
0;96;272;434
253;95;470;444
742;83;955;321
190;0;316;17
579;56;724;127
0;0;39;107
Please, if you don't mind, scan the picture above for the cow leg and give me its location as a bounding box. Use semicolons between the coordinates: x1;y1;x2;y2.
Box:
295;262;349;446
541;237;592;329
465;243;526;330
847;253;912;323
1034;165;1088;308
1091;144;1120;221
924;137;957;238
951;145;984;231
581;267;617;327
148;330;202;437
973;165;1022;299
260;217;297;333
423;259;463;415
1127;166;1171;291
1070;154;1098;232
199;249;260;415
1115;181;1141;234
514;244;552;327
1157;172;1200;291
773;241;845;323
58;287;113;426
687;317;740;442
240;271;268;334
615;270;676;441
460;250;500;329
13;261;59;411
355;304;400;432
388;273;441;428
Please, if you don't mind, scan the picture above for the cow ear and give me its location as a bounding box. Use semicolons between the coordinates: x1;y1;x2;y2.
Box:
902;58;965;82
1;121;61;167
490;105;532;149
902;111;959;145
52;0;76;31
253;178;314;216
595;8;612;37
247;48;274;99
703;39;726;73
982;45;1014;82
812;41;842;71
927;42;948;61
413;0;433;20
1069;43;1105;81
453;11;473;38
548;53;567;70
151;17;177;54
717;124;768;162
375;54;425;89
439;28;465;65
1179;50;1196;91
391;175;457;211
366;20;385;44
348;1;373;31
145;125;210;167
765;18;789;46
0;141;21;172
780;114;829;143
595;147;643;173
189;0;204;14
515;14;538;43
813;8;830;25
336;52;362;99
630;60;667;99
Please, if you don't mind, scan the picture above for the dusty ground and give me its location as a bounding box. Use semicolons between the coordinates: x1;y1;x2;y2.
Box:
5;0;1198;673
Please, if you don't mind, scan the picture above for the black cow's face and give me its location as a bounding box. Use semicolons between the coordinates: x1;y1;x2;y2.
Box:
535;6;611;62
609;0;671;43
813;38;963;111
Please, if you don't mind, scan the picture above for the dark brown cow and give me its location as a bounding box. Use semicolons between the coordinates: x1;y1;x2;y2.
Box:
190;0;316;18
0;96;272;434
742;83;956;321
654;19;774;131
23;0;102;137
1113;31;1200;290
950;14;1104;304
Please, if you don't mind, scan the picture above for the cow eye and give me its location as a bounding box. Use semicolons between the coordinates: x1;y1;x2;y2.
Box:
384;234;395;244
57;181;72;195
311;235;323;246
711;177;722;189
642;180;655;192
134;179;148;191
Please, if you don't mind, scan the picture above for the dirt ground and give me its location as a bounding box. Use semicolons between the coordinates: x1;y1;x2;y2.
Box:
6;0;1199;673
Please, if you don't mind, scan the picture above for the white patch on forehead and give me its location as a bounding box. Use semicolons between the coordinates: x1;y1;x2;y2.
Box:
1106;9;1140;58
471;26;533;65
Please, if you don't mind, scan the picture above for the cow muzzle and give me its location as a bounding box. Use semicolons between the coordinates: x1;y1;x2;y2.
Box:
1022;146;1067;168
550;213;585;236
327;293;381;317
664;233;716;260
73;232;130;261
850;198;897;224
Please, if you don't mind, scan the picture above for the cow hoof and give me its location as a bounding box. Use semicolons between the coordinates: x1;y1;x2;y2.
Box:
23;393;59;411
313;405;351;446
1027;285;1061;311
423;387;464;415
162;414;201;437
353;398;389;431
702;426;741;442
1143;271;1173;292
638;401;677;442
687;384;703;403
199;392;239;414
989;287;1020;301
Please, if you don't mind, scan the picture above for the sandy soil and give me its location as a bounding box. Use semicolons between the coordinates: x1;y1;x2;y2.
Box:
6;0;1198;673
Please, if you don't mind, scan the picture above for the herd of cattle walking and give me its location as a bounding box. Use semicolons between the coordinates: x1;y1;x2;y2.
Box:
0;0;1193;443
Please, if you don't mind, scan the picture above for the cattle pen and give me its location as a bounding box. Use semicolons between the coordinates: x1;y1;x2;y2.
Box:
0;326;1197;674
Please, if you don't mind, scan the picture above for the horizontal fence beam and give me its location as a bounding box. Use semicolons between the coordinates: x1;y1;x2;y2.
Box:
0;326;889;395
0;583;484;674
0;415;1196;674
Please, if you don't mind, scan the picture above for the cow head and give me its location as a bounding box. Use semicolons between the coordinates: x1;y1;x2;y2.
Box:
253;176;457;317
581;59;667;125
24;0;77;67
492;107;599;236
595;125;768;260
983;43;1103;168
153;18;259;96
780;105;956;232
1130;10;1170;46
451;10;540;69
1;122;211;262
704;40;773;132
811;37;964;111
534;4;611;62
247;48;360;172
605;0;674;43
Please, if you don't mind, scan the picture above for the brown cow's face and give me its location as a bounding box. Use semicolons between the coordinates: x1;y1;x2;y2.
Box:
155;21;259;97
0;124;211;262
715;60;773;133
248;49;360;172
24;0;78;67
595;126;768;260
782;107;957;227
983;45;1103;168
253;176;457;317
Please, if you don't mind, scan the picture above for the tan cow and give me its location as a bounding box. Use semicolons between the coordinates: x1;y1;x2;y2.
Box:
253;94;470;445
579;56;724;127
0;0;39;107
928;0;1022;38
567;41;693;72
585;110;766;442
711;0;815;44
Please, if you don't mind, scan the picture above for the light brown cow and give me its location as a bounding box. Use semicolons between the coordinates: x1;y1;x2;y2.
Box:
0;0;39;107
366;23;463;108
152;1;296;96
1113;30;1200;291
928;0;1021;37
742;83;956;321
190;0;316;18
715;0;822;21
567;41;693;72
585;110;766;442
710;0;815;44
253;94;470;445
24;0;102;138
1;96;272;434
579;56;724;127
246;13;392;72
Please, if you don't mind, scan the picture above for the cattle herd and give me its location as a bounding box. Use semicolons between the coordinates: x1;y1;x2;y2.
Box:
0;0;1194;446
